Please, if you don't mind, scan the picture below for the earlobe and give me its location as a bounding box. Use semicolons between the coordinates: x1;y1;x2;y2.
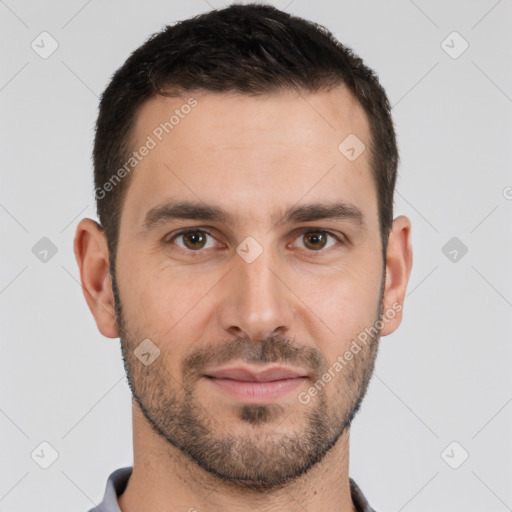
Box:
380;215;413;336
73;218;119;338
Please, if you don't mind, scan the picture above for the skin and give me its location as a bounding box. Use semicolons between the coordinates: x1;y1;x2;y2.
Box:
74;84;412;512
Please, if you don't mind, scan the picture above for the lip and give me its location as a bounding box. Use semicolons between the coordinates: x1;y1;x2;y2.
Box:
204;365;309;403
206;366;307;382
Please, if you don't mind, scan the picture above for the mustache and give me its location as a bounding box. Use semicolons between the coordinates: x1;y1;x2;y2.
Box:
181;334;327;377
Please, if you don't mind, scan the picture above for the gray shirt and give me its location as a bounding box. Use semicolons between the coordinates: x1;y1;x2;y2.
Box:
88;466;377;512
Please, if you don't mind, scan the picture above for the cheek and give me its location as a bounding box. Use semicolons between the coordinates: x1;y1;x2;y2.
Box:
296;259;382;352
118;255;219;338
311;282;377;332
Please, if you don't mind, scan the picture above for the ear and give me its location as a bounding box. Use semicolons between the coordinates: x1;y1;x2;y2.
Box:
73;218;119;338
380;215;413;336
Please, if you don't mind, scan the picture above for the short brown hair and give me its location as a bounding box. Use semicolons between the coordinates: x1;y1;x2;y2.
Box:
93;3;398;264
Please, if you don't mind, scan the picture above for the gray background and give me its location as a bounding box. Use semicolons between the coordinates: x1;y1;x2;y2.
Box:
1;0;511;511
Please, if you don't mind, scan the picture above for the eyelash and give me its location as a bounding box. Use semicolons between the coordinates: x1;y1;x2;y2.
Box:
166;227;346;255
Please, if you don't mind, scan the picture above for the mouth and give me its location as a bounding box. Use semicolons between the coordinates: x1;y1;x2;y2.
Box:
204;366;309;404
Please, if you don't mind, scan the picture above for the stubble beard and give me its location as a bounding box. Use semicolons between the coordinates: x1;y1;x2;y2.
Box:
111;269;382;490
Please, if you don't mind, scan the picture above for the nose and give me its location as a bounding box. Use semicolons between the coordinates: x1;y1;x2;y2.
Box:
216;243;295;342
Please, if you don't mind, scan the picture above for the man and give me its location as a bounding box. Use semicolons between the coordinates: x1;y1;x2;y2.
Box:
74;3;412;511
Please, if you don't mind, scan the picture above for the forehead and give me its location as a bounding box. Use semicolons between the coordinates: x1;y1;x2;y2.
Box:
121;85;377;231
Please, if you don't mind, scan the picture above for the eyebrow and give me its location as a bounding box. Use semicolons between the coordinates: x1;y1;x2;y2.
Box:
140;199;366;233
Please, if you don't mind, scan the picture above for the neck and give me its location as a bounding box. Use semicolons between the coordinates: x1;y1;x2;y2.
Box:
118;403;357;512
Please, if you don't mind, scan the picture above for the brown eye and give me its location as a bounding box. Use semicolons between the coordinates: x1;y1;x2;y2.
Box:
303;231;328;250
183;231;206;250
170;229;216;251
292;230;340;252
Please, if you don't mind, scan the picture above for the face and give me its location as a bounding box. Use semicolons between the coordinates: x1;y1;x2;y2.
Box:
109;86;388;489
